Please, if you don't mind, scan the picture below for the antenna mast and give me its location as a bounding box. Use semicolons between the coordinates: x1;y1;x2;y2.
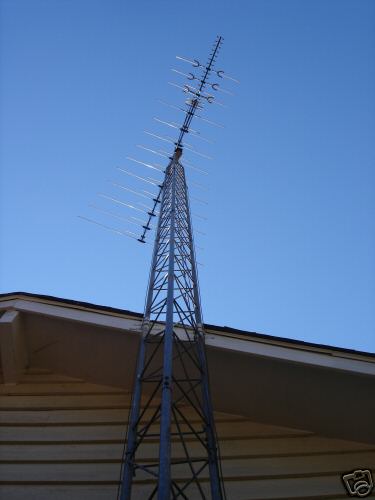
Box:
119;35;233;499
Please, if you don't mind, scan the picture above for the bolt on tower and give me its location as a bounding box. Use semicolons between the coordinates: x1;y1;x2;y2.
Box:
118;36;236;499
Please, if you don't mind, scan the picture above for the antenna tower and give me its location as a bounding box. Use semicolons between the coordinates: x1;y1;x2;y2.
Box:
118;36;234;500
79;35;237;499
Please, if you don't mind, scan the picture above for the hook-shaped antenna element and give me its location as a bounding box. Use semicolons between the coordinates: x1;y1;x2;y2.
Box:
173;36;224;152
216;70;240;83
171;68;196;80
210;82;234;96
169;82;220;105
176;45;239;85
176;55;202;66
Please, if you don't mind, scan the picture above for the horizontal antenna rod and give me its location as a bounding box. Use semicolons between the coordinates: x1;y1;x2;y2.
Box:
126;156;164;172
137;145;170;159
158;100;224;128
89;204;152;229
117;167;162;187
109;181;157;201
98;193;156;216
78;216;139;240
154;117;214;144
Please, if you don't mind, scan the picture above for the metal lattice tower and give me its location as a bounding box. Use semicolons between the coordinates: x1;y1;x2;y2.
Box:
119;36;228;500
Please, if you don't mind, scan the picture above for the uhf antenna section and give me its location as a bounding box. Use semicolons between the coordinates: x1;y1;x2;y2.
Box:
136;35;237;244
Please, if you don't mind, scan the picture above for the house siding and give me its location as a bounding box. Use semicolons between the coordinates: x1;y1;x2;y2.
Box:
1;368;374;499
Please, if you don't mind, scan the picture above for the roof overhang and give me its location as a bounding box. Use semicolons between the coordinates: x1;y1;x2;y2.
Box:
1;292;374;444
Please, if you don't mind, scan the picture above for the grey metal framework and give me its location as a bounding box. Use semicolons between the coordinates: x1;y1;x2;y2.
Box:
120;37;225;500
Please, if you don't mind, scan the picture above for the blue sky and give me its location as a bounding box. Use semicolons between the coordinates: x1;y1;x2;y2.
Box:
1;0;374;352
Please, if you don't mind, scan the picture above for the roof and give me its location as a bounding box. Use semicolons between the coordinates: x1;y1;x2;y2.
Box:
1;291;374;444
1;291;374;359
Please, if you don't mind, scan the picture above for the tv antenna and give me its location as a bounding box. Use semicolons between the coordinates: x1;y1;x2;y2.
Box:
80;34;238;499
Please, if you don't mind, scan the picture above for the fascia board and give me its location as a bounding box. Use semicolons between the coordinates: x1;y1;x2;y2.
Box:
205;332;375;377
1;295;375;378
0;297;141;334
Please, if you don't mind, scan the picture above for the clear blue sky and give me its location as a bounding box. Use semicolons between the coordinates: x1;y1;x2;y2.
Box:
1;0;374;352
